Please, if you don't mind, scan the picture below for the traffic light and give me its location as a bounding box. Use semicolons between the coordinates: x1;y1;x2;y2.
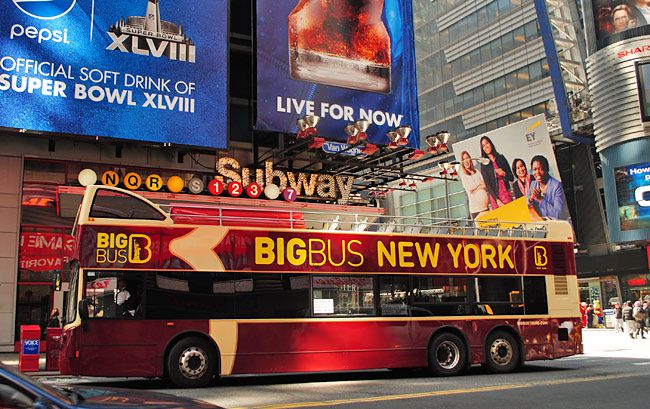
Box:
53;271;61;291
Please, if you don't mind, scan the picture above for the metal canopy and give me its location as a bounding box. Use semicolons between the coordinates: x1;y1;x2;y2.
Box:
252;132;451;199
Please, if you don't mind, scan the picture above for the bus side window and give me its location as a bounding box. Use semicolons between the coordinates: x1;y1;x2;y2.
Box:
523;276;548;315
410;276;471;316
85;271;144;319
90;190;165;220
378;276;409;317
476;277;524;315
312;276;375;317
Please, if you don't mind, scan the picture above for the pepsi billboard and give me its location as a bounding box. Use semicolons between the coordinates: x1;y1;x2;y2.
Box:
0;0;227;148
256;0;420;148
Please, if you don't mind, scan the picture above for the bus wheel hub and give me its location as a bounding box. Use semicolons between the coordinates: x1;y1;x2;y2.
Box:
179;346;207;379
490;339;512;365
436;340;460;369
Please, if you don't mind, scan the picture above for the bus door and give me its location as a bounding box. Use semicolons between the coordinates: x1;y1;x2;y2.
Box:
78;270;158;377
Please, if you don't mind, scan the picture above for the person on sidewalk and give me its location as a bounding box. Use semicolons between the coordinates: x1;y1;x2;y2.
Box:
633;300;646;339
47;308;60;328
623;301;635;338
586;304;594;328
614;302;624;333
643;301;650;332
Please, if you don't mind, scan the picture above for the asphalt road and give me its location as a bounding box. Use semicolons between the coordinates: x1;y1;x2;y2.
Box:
42;329;650;409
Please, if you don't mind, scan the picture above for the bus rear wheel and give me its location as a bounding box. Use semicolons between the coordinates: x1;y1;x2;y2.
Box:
484;331;519;374
428;332;467;376
166;336;217;388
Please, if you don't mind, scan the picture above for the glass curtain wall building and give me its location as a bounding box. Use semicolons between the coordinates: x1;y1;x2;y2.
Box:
394;0;556;220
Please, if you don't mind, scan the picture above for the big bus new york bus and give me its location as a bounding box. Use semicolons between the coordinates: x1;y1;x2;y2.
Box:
60;185;582;387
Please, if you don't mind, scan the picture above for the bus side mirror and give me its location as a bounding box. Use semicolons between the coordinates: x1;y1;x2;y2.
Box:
78;299;89;330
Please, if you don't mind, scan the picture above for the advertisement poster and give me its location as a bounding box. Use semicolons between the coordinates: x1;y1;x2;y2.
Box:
615;161;650;231
19;232;74;272
256;0;419;147
0;0;227;148
452;115;570;223
591;0;650;49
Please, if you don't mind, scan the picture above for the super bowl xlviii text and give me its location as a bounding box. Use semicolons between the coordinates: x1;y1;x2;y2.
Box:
0;57;196;113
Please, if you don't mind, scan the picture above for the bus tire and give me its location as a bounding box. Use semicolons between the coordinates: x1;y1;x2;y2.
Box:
484;330;519;374
166;336;217;388
428;332;467;376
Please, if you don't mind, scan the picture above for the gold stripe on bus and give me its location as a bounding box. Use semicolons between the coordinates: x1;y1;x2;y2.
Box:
168;226;228;271
203;315;578;325
85;268;576;277
209;320;239;376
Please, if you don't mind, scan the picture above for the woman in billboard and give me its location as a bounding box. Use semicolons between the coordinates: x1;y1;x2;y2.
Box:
527;155;569;220
459;150;489;219
511;158;532;199
479;136;514;209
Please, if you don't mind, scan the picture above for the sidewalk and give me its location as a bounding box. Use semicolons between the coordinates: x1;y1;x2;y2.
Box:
0;353;58;377
582;327;650;359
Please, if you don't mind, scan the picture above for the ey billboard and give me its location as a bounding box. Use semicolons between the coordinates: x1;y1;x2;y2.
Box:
256;0;420;147
452;115;570;223
0;0;228;148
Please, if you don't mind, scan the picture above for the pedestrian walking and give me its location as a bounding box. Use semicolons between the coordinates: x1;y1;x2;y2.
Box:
614;302;624;333
586;304;594;328
643;301;650;332
633;300;646;339
623;301;635;338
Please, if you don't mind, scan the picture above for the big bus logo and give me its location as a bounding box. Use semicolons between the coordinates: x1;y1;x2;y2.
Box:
96;233;152;264
533;246;548;267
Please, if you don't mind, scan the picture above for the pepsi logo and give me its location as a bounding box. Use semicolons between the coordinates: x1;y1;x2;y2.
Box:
12;0;76;20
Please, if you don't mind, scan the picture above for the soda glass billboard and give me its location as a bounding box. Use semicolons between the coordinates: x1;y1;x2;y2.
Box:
615;161;650;231
0;0;228;148
256;0;420;147
452;115;570;223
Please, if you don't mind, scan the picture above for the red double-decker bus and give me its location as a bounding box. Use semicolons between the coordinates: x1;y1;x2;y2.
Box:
60;185;582;387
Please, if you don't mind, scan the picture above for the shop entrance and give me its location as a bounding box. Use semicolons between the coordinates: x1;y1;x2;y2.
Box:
14;283;51;341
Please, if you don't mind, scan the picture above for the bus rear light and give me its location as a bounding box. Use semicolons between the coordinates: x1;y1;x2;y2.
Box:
166;322;175;327
75;351;79;358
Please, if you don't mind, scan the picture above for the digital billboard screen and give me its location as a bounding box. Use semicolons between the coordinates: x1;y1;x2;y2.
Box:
0;0;228;148
591;0;650;50
636;62;650;122
615;161;650;231
256;0;420;148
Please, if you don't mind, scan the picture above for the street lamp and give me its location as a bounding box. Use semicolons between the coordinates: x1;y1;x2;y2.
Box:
344;120;370;144
386;125;412;148
297;115;319;139
425;131;450;155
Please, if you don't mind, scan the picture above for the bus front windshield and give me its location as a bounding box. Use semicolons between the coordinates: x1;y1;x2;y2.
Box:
65;263;79;326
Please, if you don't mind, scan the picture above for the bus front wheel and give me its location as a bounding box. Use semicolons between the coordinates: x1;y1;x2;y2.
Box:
484;330;519;374
166;336;217;388
428;332;467;376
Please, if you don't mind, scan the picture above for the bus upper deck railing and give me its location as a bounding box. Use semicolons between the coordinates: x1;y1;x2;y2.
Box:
158;203;549;239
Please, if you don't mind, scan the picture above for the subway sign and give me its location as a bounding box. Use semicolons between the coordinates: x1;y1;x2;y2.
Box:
79;156;357;203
